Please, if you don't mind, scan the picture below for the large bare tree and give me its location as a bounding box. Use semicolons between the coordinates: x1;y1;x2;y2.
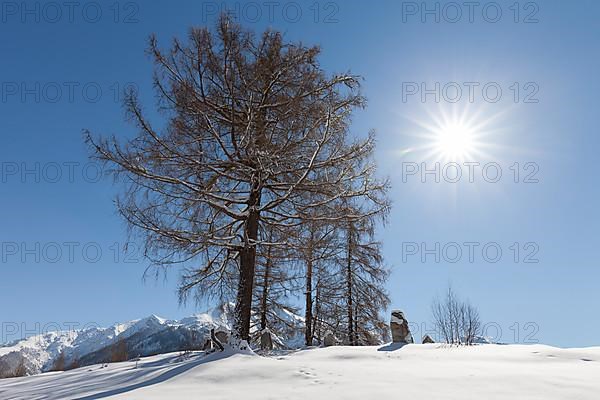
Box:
86;15;389;344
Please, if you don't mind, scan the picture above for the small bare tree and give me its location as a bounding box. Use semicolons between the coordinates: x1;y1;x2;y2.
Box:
460;302;482;345
13;357;26;378
0;353;27;379
51;351;66;371
68;357;81;371
110;338;129;362
432;286;482;345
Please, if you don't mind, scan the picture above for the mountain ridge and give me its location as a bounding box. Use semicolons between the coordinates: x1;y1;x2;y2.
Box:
0;303;303;377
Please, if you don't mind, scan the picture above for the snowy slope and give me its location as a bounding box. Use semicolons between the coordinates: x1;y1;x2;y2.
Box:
0;303;305;377
0;314;213;376
0;308;222;376
0;344;599;399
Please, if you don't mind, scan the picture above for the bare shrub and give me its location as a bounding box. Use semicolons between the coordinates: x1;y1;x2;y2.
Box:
51;351;66;371
68;358;81;370
110;338;129;363
13;358;27;377
432;286;482;345
0;353;27;379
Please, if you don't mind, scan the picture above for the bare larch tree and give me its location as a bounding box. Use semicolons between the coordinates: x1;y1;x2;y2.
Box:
252;223;300;337
339;201;390;345
85;15;389;345
297;216;338;346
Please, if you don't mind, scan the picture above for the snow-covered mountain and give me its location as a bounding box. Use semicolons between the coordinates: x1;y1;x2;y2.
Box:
0;303;303;378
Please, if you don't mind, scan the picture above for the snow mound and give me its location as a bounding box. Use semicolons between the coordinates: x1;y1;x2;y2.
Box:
0;344;599;399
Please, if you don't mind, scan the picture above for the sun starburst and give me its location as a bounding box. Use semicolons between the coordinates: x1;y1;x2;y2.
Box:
398;103;506;163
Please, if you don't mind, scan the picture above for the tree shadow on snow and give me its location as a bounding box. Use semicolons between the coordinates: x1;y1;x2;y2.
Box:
377;342;408;352
74;351;235;400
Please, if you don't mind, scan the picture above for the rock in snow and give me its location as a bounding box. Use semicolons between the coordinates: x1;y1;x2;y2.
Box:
422;335;435;344
260;329;274;351
390;310;413;344
323;331;336;347
215;329;230;346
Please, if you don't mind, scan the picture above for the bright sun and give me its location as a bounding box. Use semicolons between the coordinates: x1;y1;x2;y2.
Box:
433;122;476;160
401;104;503;164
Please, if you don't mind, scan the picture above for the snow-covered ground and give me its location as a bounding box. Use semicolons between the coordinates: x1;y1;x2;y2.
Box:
0;304;305;377
0;343;599;399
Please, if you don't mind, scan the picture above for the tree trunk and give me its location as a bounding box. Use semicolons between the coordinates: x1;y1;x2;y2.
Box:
346;226;355;346
305;257;313;346
259;247;272;331
314;284;321;342
234;245;256;342
354;303;359;345
233;181;261;343
346;261;354;345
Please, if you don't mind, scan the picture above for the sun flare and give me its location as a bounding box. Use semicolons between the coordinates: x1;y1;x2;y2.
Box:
433;122;476;160
398;104;505;163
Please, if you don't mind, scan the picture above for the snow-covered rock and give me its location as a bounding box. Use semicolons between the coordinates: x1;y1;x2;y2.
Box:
390;310;413;344
422;334;435;344
323;331;336;347
260;329;274;350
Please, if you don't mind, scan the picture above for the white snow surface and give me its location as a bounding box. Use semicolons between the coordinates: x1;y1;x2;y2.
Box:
0;343;599;399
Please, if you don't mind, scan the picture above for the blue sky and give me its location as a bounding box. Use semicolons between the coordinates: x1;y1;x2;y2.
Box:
1;0;598;347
